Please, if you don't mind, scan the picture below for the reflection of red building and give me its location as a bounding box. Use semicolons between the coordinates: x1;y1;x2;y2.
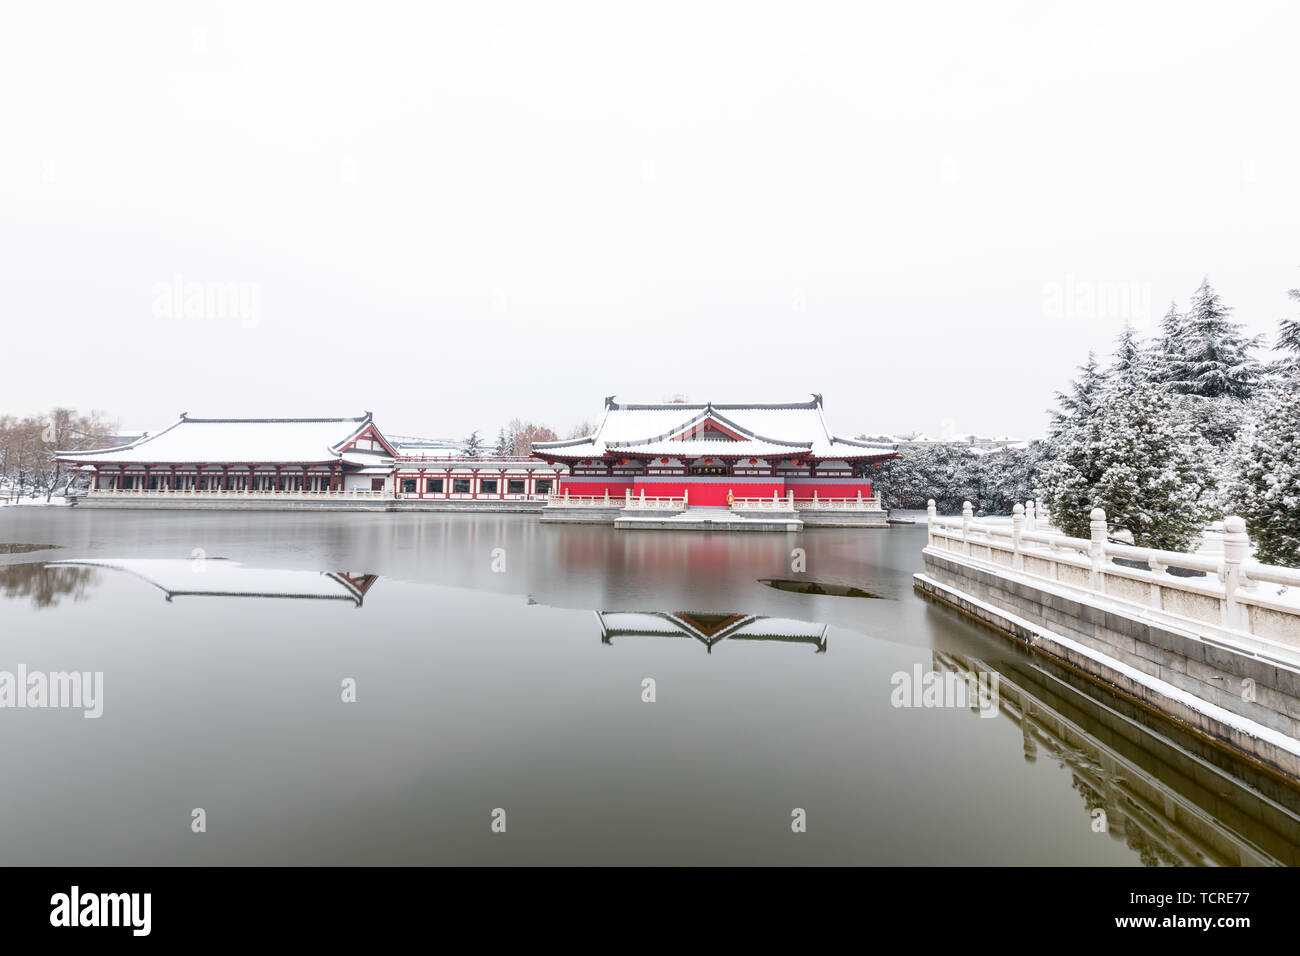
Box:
532;396;897;506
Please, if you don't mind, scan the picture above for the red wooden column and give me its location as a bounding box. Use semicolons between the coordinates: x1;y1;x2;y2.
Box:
499;469;505;499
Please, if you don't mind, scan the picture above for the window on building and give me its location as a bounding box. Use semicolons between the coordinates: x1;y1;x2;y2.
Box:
507;479;526;495
401;479;416;493
453;478;471;494
370;478;386;491
427;478;443;493
480;479;498;494
535;479;552;494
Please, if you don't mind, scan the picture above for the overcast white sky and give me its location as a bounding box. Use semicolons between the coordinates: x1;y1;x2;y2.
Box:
2;1;1297;441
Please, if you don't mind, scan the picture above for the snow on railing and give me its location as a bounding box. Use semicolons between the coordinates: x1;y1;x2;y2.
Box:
545;489;688;510
793;493;882;511
732;494;797;511
732;491;882;511
85;488;390;498
544;492;620;508
394;492;550;501
924;498;1300;646
393;455;553;464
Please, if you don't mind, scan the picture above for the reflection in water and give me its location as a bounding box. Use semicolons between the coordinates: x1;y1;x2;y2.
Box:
46;559;378;607
597;611;829;653
757;578;882;599
934;649;1300;866
0;563;99;609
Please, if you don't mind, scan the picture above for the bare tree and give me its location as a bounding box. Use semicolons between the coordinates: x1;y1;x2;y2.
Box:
0;409;114;502
567;420;594;439
508;419;559;457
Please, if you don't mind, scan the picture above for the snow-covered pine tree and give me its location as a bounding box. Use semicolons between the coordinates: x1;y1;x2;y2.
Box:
1227;383;1300;567
1038;410;1100;538
1109;323;1146;388
1085;385;1218;550
1272;287;1300;378
1040;352;1111;534
1040;384;1217;547
461;430;483;458
1050;351;1108;432
493;427;510;457
1145;301;1185;386
1166;278;1264;401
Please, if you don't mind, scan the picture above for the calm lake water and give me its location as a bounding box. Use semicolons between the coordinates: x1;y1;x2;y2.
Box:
1;507;1298;866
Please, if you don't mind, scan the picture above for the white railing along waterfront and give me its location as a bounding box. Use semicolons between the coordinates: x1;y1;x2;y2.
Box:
545;490;690;510
732;492;882;511
925;498;1300;646
84;488;391;499
395;493;550;502
731;494;797;511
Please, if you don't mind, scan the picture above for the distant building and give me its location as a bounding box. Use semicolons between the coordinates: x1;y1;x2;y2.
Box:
56;413;399;492
860;432;1031;453
57;412;563;501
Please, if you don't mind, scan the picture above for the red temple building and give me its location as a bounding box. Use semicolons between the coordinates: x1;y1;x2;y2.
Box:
531;395;897;506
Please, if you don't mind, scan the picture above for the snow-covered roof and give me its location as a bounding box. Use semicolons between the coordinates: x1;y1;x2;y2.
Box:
55;413;395;465
533;396;896;461
596;611;829;651
48;558;377;605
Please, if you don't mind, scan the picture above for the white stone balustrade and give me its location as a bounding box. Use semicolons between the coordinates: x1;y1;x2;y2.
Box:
924;499;1300;648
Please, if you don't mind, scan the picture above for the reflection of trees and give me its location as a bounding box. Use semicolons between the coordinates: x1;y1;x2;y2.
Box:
0;563;99;609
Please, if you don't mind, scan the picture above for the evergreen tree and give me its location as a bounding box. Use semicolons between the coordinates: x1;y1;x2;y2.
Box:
1272;287;1300;378
1040;385;1217;548
1109;323;1146;389
1166;278;1264;400
493;427;510;457
876;443;1047;515
461;430;483;458
1227;383;1300;566
1145;301;1185;386
1050;351;1108;433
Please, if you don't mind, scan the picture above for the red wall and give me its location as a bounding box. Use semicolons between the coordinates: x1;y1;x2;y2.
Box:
558;478;636;497
633;480;786;506
784;481;873;498
559;477;873;504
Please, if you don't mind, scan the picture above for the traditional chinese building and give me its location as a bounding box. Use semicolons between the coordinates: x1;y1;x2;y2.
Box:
531;395;896;506
56;412;563;503
56;413;402;493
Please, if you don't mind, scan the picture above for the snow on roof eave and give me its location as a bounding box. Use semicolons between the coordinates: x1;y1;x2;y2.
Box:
605;397;823;412
828;436;899;452
56;412;381;464
607;406;815;450
54;415;190;460
328;412;400;458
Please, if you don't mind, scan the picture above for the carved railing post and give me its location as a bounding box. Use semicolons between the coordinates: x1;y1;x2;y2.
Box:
1012;503;1025;569
1089;507;1107;590
1221;515;1249;631
927;499;937;547
962;501;973;555
1025;499;1036;531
